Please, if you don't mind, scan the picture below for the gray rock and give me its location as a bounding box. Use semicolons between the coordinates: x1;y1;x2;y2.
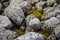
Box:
56;14;60;21
14;32;45;40
47;0;56;6
0;30;18;40
43;17;59;31
25;14;36;27
26;0;39;4
47;34;56;40
43;7;55;14
54;5;60;13
35;1;46;11
42;12;57;20
0;15;12;29
53;25;60;38
4;2;25;26
29;18;41;30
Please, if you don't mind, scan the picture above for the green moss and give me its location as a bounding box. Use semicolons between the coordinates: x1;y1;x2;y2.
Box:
15;29;25;36
29;9;42;19
39;30;50;37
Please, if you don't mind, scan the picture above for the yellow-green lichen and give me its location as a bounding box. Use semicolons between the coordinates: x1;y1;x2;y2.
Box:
29;9;42;19
15;29;25;36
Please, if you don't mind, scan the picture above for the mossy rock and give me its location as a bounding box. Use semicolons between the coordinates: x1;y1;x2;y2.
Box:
42;4;47;9
39;30;50;37
29;9;42;19
15;29;25;36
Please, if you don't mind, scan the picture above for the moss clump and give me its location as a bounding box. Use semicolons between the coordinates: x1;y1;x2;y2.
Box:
29;9;42;19
15;29;25;36
39;30;50;37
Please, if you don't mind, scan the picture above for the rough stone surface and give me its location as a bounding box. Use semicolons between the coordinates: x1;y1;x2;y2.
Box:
4;2;25;25
14;32;45;40
0;15;12;29
0;30;18;40
47;0;56;6
26;14;36;27
42;17;59;31
53;25;60;38
35;1;46;11
26;0;39;4
29;18;41;30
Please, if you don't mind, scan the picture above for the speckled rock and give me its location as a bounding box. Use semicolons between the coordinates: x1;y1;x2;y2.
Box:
56;14;60;21
11;0;31;13
19;1;32;13
0;30;18;40
43;7;55;14
47;34;56;40
42;17;59;32
42;12;57;20
54;5;60;13
14;32;45;40
47;0;56;6
0;15;12;29
53;25;60;38
4;2;25;26
25;14;36;27
26;0;39;4
35;1;46;11
29;18;41;30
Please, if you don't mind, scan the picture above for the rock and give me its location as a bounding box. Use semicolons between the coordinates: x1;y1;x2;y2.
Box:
43;7;55;14
29;18;41;30
47;0;56;6
35;1;46;11
42;17;59;32
53;25;60;38
4;2;25;26
0;30;18;40
56;14;60;21
19;1;32;13
47;34;56;40
42;12;57;20
25;14;36;27
11;0;31;13
14;32;45;40
0;27;6;33
54;5;60;13
0;15;12;29
26;0;39;4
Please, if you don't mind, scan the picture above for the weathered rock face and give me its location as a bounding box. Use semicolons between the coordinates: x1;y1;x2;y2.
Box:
26;0;39;4
47;0;56;6
0;30;17;40
35;1;46;11
26;14;36;27
56;14;60;21
4;2;25;26
53;25;60;39
42;12;57;20
14;32;45;40
47;34;56;40
42;17;59;32
0;15;12;29
54;5;60;13
29;18;41;30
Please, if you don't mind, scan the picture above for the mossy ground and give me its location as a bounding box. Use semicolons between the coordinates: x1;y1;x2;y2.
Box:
15;29;25;36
